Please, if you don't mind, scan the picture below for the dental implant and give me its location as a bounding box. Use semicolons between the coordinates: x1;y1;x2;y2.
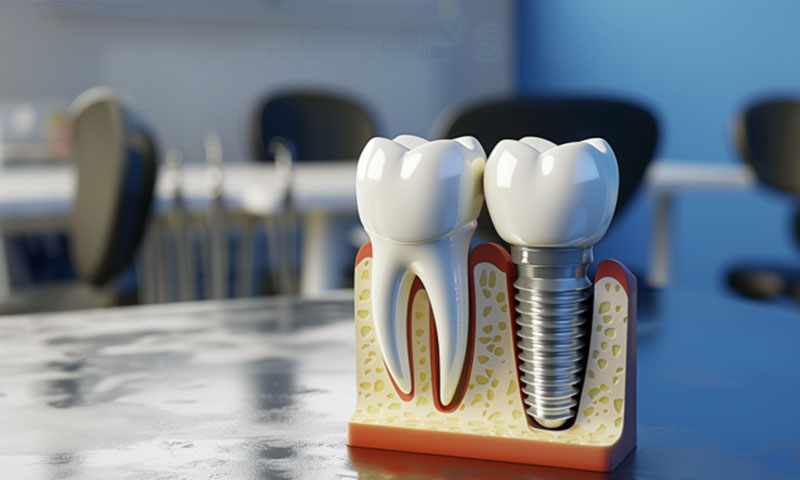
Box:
483;136;619;429
512;246;592;428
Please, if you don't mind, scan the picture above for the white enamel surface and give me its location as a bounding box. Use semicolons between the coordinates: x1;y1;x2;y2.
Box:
484;137;619;247
356;134;485;243
356;135;485;405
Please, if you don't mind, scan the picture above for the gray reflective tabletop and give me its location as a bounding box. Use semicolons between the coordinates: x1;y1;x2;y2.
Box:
0;289;798;479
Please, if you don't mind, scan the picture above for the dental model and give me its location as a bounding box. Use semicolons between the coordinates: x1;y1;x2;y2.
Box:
349;135;636;472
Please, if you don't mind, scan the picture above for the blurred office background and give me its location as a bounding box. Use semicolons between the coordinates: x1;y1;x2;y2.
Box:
518;1;800;297
0;0;798;312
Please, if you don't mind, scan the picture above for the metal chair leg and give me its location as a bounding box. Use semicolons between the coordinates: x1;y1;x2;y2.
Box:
236;219;255;298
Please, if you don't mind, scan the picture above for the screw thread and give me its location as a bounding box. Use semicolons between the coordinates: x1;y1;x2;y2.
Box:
511;246;592;429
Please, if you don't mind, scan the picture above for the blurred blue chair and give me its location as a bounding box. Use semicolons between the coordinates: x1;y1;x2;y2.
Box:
728;98;800;302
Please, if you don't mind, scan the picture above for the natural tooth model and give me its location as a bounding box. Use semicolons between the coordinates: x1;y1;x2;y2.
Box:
484;137;619;429
355;135;486;406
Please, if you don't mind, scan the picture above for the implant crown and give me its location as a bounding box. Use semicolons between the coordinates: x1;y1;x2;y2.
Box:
484;137;619;247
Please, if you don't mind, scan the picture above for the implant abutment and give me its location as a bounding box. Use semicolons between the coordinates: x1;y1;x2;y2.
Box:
511;245;593;430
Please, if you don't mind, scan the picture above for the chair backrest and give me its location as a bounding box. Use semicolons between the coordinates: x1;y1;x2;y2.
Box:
70;89;157;286
735;98;800;194
251;91;377;162
437;97;659;217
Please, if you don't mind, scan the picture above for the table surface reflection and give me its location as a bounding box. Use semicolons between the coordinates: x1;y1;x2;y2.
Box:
0;289;798;479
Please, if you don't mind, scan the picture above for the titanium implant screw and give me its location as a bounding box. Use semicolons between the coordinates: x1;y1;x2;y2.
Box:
512;246;592;429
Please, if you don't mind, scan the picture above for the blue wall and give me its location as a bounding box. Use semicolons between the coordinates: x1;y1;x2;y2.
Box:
517;0;800;293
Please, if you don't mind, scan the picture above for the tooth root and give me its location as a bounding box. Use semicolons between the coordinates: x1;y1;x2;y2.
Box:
369;237;413;395
411;222;475;406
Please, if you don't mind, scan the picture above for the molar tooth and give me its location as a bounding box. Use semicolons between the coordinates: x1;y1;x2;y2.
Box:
356;135;485;405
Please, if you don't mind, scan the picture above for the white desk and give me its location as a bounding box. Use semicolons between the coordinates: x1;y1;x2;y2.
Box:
0;160;758;299
644;161;756;286
0;162;356;228
1;290;796;478
0;162;358;299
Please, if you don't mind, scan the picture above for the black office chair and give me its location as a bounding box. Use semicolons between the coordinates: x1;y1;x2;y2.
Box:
71;89;157;288
727;98;800;302
251;91;377;163
0;89;157;314
436;97;659;245
250;91;378;294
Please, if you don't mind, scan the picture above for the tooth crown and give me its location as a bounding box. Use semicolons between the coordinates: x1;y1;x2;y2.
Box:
356;135;486;243
484;137;620;247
